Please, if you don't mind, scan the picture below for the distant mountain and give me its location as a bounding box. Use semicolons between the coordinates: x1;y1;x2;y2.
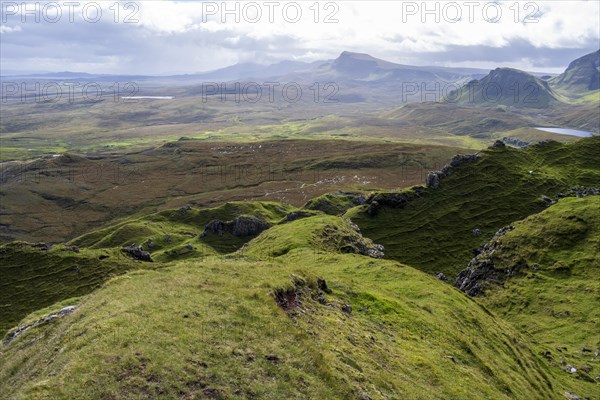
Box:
192;60;322;81
317;51;489;83
446;67;560;109
551;49;600;94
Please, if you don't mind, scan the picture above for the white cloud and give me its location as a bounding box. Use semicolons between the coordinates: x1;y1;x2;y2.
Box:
1;1;598;74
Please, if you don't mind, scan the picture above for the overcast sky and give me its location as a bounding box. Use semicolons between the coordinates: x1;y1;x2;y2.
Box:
1;0;599;75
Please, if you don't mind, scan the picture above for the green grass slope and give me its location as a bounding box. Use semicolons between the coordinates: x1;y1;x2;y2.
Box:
0;202;295;336
458;197;600;391
1;243;571;399
347;137;600;278
446;68;560;109
0;243;156;335
71;201;296;258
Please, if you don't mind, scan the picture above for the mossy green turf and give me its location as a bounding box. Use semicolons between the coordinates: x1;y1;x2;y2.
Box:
0;202;295;336
0;244;155;335
0;248;568;399
473;197;600;385
347;137;600;279
72;201;296;256
1;139;599;399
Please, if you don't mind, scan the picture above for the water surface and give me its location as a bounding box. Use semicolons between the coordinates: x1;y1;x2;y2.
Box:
534;127;594;137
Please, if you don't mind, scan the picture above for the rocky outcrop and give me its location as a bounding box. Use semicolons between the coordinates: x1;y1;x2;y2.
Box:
122;244;153;262
541;187;600;207
285;210;319;222
3;305;77;347
455;226;515;296
272;275;331;315
426;153;479;189
201;215;269;238
490;140;506;149
318;221;385;259
501;137;530;148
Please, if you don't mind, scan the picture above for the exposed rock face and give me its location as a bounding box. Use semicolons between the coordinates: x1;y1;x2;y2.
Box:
285;210;317;222
455;226;515;296
123;244;153;262
426;173;440;189
272;275;332;315
501;137;530;148
364;191;417;216
3;305;77;347
201;215;269;238
541;186;600;207
319;222;385;259
490;140;506;149
425;153;479;189
231;215;269;236
552;49;600;91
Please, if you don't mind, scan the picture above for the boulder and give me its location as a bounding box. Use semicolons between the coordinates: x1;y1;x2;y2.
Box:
122;244;153;262
231;215;269;237
201;216;269;238
426;172;440;189
490;140;506;149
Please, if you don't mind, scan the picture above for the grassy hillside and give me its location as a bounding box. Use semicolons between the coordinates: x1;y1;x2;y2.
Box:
347;137;600;278
0;217;577;399
446;68;560;109
1;139;598;399
457;197;600;388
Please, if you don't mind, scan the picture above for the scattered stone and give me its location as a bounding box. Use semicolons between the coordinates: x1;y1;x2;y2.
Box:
264;354;280;362
3;305;77;347
436;272;447;281
530;263;540;271
176;205;191;216
202;388;224;399
185;244;193;250
341;303;352;314
564;392;582;400
358;392;372;400
472;229;482;236
163;234;171;243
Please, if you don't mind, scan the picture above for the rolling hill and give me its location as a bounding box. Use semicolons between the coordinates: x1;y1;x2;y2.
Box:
551;50;600;97
446;68;561;109
347;136;600;278
1;206;595;399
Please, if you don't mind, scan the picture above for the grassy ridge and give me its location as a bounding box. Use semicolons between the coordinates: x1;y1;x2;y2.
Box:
347;137;600;278
470;197;600;390
0;246;566;399
0;243;154;335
